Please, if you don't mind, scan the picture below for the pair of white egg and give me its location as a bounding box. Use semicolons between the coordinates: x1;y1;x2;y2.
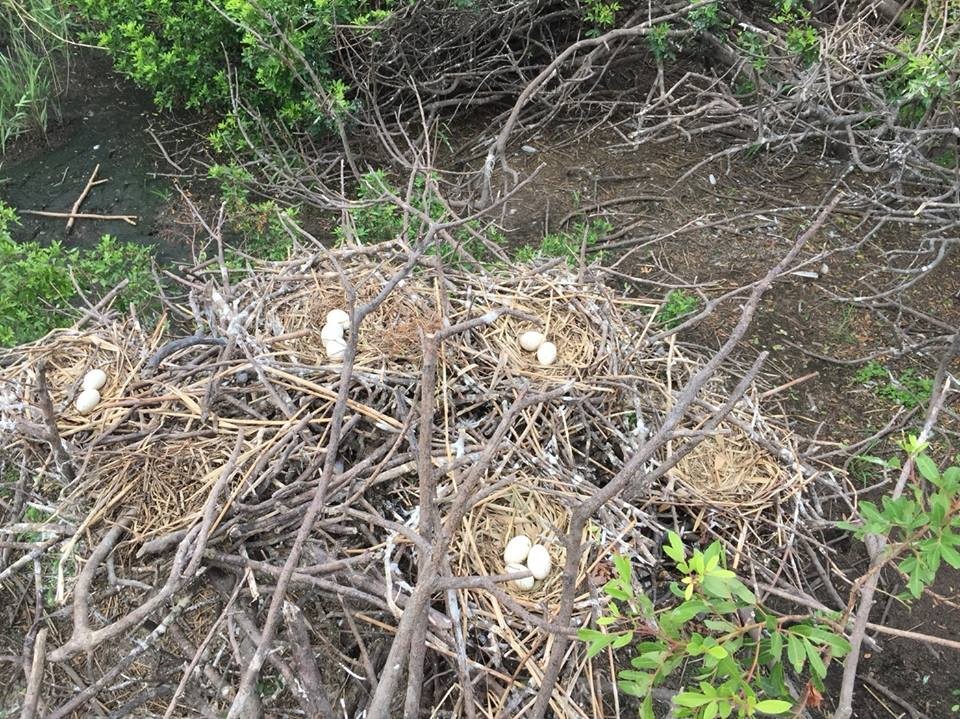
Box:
503;534;552;591
75;369;107;415
518;331;557;366
321;309;351;360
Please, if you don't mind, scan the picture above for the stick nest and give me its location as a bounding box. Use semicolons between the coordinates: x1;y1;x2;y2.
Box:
0;242;821;718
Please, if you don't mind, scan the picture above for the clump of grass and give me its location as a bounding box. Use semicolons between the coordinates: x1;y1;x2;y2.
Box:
657;289;700;329
855;360;933;409
0;0;68;150
514;218;611;266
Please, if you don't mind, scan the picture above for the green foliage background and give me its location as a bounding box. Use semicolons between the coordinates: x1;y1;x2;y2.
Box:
0;204;156;347
75;0;367;143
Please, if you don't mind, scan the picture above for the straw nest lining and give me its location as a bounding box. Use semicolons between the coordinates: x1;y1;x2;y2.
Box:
453;269;638;384
669;423;807;509
450;470;660;598
251;265;441;370
0;326;146;432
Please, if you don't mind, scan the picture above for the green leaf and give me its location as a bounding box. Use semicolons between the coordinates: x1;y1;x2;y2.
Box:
637;592;654;616
671;599;709;623
664;531;687;564
704;619;737;632
768;631;784;662
907;568;924;598
611;631;634;649
915;453;940;483
803;626;851;656
755;699;794;714
706;644;728;659
803;639;827;679
617;679;647;697
701;575;733;599
603;582;631;601
675;692;713;708
786;634;805;674
941;542;960;569
613;554;632;584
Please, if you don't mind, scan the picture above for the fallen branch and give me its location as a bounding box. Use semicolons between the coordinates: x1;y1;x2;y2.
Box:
19;209;138;226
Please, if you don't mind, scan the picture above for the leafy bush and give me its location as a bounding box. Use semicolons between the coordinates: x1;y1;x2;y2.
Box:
841;439;960;598
580;534;850;718
583;0;621;33
209;164;296;263
338;169;503;267
75;0;368;141
0;204;156;346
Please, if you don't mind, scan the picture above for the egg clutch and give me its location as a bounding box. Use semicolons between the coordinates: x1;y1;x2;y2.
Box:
502;533;553;590
517;330;557;366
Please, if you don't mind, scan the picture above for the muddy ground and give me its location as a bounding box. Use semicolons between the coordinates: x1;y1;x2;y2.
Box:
2;50;958;718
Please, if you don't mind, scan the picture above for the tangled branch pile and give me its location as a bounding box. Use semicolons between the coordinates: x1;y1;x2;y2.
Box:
0;233;837;717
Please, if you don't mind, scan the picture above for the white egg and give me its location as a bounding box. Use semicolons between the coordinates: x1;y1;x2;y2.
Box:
324;337;346;360
536;341;558;366
75;388;101;415
320;323;344;342
506;563;534;591
518;331;545;352
503;534;532;564
327;308;350;330
526;544;552;580
82;368;107;391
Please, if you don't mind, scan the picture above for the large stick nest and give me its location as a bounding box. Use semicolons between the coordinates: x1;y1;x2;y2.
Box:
0;243;817;717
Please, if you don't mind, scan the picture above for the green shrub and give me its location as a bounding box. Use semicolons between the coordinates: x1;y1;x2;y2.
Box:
855;361;932;409
75;0;375;143
0;204;157;347
879;5;959;125
514;219;610;266
209;164;296;263
840;437;960;599
338;169;503;268
581;534;849;718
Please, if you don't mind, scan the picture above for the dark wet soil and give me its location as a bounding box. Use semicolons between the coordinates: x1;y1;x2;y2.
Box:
0;51;194;261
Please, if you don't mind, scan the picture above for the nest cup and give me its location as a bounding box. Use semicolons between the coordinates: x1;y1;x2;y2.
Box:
474;288;605;380
80;432;245;541
259;267;440;370
666;420;807;511
23;331;131;420
452;475;584;605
